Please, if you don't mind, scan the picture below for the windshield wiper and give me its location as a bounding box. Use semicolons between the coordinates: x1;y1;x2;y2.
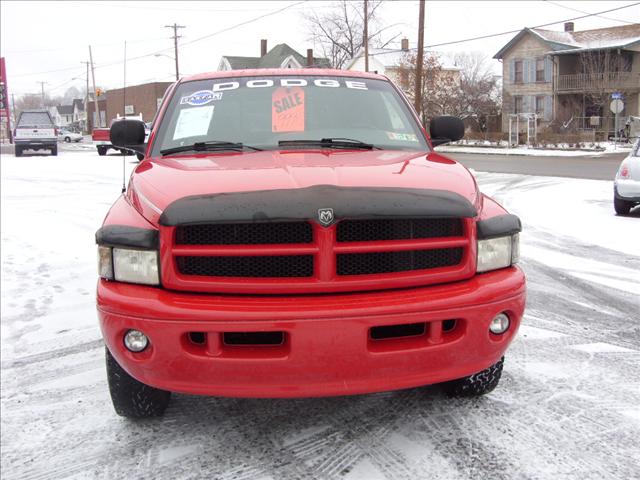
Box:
278;138;381;150
161;141;262;156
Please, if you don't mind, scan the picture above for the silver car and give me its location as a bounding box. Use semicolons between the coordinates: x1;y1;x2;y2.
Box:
58;129;83;143
614;139;640;215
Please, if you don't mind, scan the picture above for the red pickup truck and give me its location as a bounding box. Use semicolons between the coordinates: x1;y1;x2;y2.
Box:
92;116;148;159
96;69;525;418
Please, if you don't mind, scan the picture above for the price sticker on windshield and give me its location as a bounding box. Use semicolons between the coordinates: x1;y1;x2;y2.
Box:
272;87;305;132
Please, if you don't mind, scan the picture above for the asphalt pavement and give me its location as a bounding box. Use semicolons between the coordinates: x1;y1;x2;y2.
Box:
446;151;626;180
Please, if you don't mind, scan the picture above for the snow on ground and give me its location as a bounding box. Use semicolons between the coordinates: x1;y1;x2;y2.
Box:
437;142;633;157
1;149;639;480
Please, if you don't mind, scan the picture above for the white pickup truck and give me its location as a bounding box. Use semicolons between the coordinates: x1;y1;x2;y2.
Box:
14;110;58;157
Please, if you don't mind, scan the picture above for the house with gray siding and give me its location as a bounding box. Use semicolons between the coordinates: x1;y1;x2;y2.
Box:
218;40;330;71
494;22;640;138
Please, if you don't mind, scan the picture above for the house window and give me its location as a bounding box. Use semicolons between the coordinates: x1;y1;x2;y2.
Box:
514;60;523;83
536;96;544;115
536;58;545;82
514;96;523;114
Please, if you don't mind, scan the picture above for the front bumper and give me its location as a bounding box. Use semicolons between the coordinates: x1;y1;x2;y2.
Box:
97;266;526;398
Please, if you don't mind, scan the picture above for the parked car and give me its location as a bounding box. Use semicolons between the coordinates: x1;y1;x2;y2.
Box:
13;110;57;156
614;138;640;214
58;129;83;143
96;69;525;418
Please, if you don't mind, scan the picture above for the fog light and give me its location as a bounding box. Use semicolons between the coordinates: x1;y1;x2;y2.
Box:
124;329;149;352
489;313;510;334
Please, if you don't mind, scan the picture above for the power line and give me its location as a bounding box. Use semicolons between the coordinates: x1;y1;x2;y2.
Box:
93;1;308;73
369;1;640;56
179;1;307;48
9;1;307;79
542;0;640;26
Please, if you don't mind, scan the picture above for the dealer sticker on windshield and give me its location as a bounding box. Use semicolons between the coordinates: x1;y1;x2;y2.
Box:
386;132;418;142
180;90;222;106
173;105;214;140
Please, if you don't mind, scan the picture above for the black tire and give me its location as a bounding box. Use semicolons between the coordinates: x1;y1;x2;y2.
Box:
14;146;22;157
64;136;71;143
443;357;504;397
51;146;58;156
97;146;107;156
614;196;633;215
105;347;171;418
136;153;144;161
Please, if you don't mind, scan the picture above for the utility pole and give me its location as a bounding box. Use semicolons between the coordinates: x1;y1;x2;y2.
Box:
89;46;100;128
164;23;185;81
37;81;47;108
414;0;425;120
81;61;90;133
363;0;369;72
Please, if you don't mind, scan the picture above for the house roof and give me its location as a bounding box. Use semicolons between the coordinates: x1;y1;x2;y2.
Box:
221;43;330;70
494;23;640;58
72;98;84;111
56;105;74;115
345;47;460;71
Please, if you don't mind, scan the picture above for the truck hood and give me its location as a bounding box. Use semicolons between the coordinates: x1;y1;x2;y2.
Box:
128;149;480;225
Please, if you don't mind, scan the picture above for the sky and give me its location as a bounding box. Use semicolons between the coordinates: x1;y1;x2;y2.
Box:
1;0;638;100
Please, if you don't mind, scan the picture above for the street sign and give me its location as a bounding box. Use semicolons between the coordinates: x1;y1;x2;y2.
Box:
611;92;623;100
610;99;624;114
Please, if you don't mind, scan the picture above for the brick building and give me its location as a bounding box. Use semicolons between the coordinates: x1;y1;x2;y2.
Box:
106;82;173;125
86;95;107;131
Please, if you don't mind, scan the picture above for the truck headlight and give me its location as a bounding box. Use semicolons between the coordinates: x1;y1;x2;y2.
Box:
477;234;519;273
98;246;160;285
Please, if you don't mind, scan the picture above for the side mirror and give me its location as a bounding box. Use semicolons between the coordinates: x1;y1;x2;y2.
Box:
110;119;146;154
429;116;464;147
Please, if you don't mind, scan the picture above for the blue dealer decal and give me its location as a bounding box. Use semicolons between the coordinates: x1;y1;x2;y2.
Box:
180;90;222;106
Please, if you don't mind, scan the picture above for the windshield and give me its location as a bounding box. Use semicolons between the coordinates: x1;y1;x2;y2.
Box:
152;75;428;155
18;112;53;127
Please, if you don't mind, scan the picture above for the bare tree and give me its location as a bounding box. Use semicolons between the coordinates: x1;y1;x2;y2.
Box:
580;50;633;114
303;0;398;68
450;52;501;132
396;51;501;132
397;53;458;124
14;93;62;119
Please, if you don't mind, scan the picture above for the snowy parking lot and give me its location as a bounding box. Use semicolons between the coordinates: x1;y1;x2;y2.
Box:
1;150;639;480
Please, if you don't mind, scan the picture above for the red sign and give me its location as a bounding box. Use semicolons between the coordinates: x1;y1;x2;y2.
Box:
0;57;11;141
272;87;305;133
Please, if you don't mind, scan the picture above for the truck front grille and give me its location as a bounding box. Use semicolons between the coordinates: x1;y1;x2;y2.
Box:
176;222;312;245
337;248;464;276
177;255;314;278
162;217;474;294
337;218;462;242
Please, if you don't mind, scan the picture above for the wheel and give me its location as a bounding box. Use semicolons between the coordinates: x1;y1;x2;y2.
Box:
136;153;144;161
14;146;22;157
443;357;504;397
97;146;107;156
105;347;171;418
614;196;633;215
64;136;71;143
51;146;58;156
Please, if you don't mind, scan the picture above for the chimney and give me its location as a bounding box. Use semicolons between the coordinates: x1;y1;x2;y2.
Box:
307;48;313;67
261;39;267;57
401;38;409;51
564;22;574;32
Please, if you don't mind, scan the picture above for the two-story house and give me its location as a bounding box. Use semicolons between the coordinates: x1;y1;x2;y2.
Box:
218;40;330;71
49;104;74;128
345;38;461;95
494;22;640;139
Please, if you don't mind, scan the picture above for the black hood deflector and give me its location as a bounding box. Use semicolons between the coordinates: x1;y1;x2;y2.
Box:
159;185;477;226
